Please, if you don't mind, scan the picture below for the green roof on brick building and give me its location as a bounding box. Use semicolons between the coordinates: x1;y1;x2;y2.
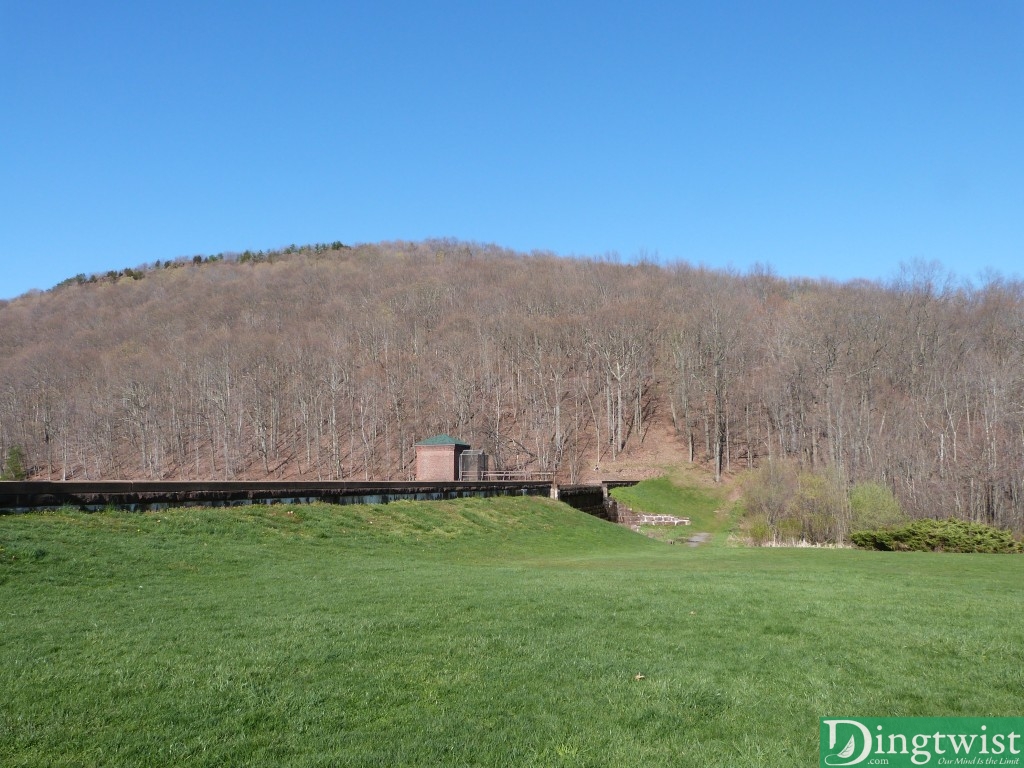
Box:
415;434;470;447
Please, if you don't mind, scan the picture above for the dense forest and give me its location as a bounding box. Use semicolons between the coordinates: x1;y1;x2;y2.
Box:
2;240;1023;532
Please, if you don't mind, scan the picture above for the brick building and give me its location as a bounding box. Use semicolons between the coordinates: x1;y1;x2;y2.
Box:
414;434;470;481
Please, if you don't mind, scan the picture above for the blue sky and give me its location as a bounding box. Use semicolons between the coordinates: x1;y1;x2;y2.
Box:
2;1;1022;299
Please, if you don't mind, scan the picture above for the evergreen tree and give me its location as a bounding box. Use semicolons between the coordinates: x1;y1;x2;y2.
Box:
1;446;28;481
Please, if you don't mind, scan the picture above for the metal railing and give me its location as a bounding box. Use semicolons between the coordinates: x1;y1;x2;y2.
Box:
481;470;555;482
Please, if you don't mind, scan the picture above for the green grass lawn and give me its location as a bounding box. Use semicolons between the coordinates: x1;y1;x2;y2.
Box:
2;498;1022;767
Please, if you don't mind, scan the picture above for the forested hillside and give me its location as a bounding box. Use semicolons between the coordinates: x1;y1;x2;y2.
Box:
2;240;1023;530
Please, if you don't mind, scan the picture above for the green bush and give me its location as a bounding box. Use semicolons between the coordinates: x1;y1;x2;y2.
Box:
747;514;771;546
850;482;906;531
851;518;1023;554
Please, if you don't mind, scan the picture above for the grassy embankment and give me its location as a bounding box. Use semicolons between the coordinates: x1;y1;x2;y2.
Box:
2;497;1022;767
611;473;736;543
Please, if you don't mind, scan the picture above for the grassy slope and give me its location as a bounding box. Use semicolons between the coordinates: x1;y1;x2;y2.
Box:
2;499;1022;767
610;473;735;543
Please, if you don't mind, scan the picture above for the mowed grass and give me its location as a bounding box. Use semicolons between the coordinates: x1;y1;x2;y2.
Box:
2;498;1022;767
611;475;734;542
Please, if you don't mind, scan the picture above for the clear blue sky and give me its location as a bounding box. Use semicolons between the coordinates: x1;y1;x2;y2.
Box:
2;1;1022;299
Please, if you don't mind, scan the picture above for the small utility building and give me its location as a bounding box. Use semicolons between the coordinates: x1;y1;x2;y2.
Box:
414;434;470;481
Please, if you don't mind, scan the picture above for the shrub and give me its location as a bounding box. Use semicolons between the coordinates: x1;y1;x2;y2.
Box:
777;516;803;544
747;515;771;546
851;518;1022;554
792;469;850;544
850;482;906;531
742;460;797;526
743;462;851;544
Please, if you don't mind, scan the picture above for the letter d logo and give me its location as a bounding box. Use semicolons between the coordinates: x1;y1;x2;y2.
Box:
822;719;872;766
